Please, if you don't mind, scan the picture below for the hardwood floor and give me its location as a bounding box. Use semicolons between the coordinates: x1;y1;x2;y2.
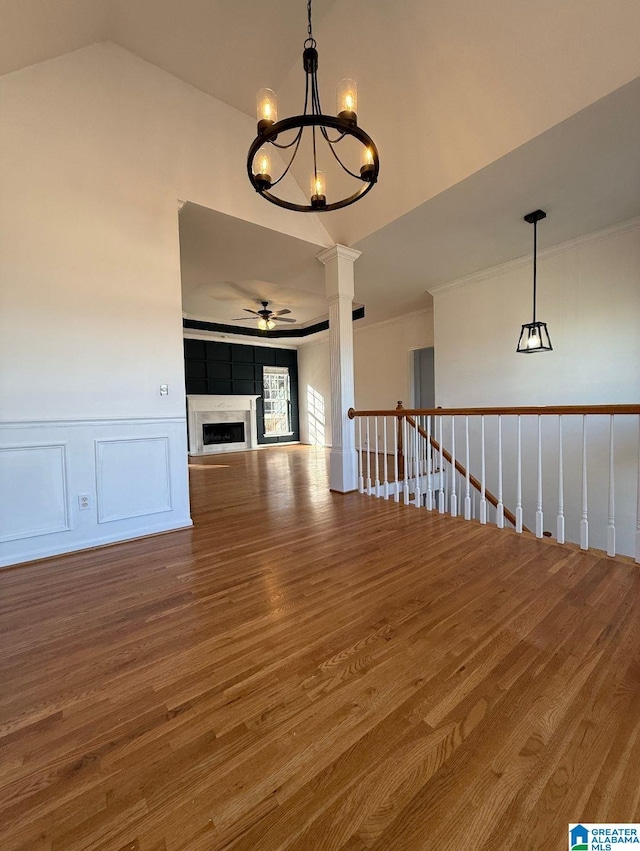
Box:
2;445;640;850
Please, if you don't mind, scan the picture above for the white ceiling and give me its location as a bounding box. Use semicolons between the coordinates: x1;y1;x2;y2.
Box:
3;0;639;335
179;203;328;327
0;0;337;115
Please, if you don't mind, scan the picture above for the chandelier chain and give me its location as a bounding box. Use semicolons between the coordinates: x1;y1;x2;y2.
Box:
305;0;316;48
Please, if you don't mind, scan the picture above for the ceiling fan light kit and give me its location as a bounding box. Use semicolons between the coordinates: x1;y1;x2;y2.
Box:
247;0;379;213
234;301;297;333
517;209;553;354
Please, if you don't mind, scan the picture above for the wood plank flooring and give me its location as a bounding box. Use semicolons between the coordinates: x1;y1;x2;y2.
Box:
2;444;640;850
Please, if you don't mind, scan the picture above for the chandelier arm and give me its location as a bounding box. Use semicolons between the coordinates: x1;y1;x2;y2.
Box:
312;74;345;144
321;138;365;180
319;124;347;145
269;127;304;150
268;129;305;188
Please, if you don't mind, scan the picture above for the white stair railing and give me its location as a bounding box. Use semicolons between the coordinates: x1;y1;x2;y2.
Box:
351;403;640;562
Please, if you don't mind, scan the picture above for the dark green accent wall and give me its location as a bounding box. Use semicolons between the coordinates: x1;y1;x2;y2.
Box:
183;339;299;445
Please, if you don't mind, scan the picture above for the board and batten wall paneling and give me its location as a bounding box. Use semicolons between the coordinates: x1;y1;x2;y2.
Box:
183;339;300;445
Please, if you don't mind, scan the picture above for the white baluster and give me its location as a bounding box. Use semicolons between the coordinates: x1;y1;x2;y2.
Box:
403;416;410;505
480;415;487;524
357;417;364;493
439;416;445;513
393;412;400;503
374;416;380;497
607;414;615;557
580;414;588;550
556;416;564;543
414;416;421;508
464;416;471;520
366;417;372;496
536;415;544;538
515;416;523;533
383;417;389;500
426;415;433;510
450;417;457;517
496;414;504;529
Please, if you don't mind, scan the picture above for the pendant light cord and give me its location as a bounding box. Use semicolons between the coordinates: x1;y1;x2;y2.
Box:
532;218;537;323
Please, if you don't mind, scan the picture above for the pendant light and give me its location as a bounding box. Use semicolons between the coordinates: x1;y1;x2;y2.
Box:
247;0;379;213
517;209;553;353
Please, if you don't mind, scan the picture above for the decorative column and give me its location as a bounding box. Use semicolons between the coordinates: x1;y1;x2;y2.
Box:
317;244;362;493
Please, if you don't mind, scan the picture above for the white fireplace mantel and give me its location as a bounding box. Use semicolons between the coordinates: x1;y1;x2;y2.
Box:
187;395;260;456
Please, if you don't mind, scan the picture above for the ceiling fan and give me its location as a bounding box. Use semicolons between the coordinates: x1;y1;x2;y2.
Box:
234;301;297;330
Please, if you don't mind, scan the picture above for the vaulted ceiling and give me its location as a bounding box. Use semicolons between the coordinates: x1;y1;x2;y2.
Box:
3;0;640;330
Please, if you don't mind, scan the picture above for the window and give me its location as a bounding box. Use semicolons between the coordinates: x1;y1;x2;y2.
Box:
263;366;292;436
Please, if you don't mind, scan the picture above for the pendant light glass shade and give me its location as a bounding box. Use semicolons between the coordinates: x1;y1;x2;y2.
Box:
517;209;553;354
517;321;552;353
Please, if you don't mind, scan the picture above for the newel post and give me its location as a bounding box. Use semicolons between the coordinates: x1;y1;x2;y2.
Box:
317;244;362;493
396;401;404;479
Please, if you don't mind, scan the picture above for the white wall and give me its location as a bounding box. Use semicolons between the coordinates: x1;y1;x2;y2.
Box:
433;219;640;406
298;308;433;445
0;43;329;566
354;309;433;411
431;219;640;556
298;338;333;446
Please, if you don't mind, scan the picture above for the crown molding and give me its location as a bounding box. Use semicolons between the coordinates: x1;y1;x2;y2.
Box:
183;306;365;340
427;216;640;297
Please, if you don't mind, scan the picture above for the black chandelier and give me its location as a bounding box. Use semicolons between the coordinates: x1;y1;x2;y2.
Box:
516;209;553;353
246;0;379;213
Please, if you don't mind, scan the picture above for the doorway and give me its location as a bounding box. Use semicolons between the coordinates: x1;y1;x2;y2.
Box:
413;347;435;409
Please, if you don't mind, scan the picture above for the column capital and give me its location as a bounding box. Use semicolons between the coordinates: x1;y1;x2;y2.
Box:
316;244;362;266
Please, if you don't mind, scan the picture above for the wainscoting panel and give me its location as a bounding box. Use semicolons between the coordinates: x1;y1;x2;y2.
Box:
0;418;191;568
0;443;70;542
96;437;172;523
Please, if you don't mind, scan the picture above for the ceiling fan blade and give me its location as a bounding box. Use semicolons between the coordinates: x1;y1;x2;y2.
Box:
232;316;258;321
272;316;297;323
243;308;261;315
273;309;291;316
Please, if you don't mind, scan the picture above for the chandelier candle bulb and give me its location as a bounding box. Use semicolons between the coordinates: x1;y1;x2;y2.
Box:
310;171;327;208
337;78;358;124
360;146;375;181
256;88;277;133
253;152;272;190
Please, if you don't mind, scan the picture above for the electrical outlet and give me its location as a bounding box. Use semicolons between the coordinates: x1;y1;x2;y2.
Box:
160;384;169;396
78;494;91;510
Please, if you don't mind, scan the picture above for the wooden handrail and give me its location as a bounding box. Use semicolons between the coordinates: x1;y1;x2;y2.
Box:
349;404;640;418
403;413;527;532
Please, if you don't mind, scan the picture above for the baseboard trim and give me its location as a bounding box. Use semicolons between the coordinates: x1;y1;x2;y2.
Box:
0;519;194;570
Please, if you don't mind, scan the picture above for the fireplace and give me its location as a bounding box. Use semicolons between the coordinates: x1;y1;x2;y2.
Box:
203;422;245;445
187;395;260;456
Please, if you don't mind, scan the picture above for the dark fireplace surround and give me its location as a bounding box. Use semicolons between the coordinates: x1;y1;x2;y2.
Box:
202;422;245;446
